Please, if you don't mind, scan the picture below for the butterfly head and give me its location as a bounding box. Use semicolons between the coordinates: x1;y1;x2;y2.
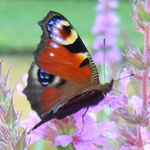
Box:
102;79;114;95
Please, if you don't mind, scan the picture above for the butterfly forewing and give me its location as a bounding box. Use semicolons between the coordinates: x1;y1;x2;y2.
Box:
34;11;99;84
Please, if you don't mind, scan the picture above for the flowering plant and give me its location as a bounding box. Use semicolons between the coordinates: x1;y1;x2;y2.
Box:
18;0;150;149
1;0;150;150
91;0;121;65
0;60;28;150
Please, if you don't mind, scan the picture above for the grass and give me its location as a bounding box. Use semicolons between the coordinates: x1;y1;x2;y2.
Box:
0;0;144;54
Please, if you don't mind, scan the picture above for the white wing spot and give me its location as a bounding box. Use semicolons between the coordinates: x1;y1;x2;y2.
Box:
50;42;59;48
49;52;55;57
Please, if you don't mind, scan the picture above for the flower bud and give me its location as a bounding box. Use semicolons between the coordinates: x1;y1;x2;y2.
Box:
131;0;150;32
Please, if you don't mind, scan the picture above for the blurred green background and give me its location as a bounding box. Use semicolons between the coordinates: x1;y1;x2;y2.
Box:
0;0;143;149
0;0;144;53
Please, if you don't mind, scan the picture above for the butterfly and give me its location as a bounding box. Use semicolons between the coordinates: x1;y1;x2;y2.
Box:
23;11;114;131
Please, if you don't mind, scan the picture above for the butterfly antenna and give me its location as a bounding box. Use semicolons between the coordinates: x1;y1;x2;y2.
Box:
112;88;122;94
113;73;135;83
103;37;106;83
112;88;128;99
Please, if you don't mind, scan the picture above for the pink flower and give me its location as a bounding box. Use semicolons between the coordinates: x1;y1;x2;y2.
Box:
119;145;130;150
93;68;131;111
21;109;118;149
123;46;150;70
141;127;150;143
55;111;110;150
92;0;121;64
98;121;120;139
96;0;119;11
92;46;121;64
16;73;28;97
20;111;58;145
120;68;131;96
144;144;150;150
92;12;120;34
119;125;150;149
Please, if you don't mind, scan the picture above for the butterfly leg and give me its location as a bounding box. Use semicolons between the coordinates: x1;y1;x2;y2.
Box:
79;106;89;134
103;93;111;107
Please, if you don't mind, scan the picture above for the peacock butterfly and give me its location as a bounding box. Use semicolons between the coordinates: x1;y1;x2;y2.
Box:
23;11;114;131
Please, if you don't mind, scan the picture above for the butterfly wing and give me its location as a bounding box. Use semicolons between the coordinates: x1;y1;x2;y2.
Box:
24;11;101;119
34;11;99;84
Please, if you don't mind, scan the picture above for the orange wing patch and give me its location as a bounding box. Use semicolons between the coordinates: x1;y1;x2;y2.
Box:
40;86;63;114
40;80;93;116
39;39;92;83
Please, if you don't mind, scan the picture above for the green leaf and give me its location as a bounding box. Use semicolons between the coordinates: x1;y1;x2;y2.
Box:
14;130;27;150
57;143;75;150
137;2;150;23
125;56;147;70
5;99;17;127
0;86;7;104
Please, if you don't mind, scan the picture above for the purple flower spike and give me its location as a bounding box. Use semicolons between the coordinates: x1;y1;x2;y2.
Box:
92;0;121;64
95;0;119;11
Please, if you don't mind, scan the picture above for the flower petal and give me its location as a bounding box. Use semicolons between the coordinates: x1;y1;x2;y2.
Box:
98;121;120;139
91;137;110;148
74;111;100;140
16;83;25;97
144;144;150;150
120;68;131;94
20;112;41;132
129;95;142;113
22;73;28;86
55;135;72;147
141;126;150;143
120;145;130;150
74;141;100;150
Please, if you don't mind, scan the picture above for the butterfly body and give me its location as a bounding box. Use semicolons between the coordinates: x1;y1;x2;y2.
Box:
23;11;114;131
